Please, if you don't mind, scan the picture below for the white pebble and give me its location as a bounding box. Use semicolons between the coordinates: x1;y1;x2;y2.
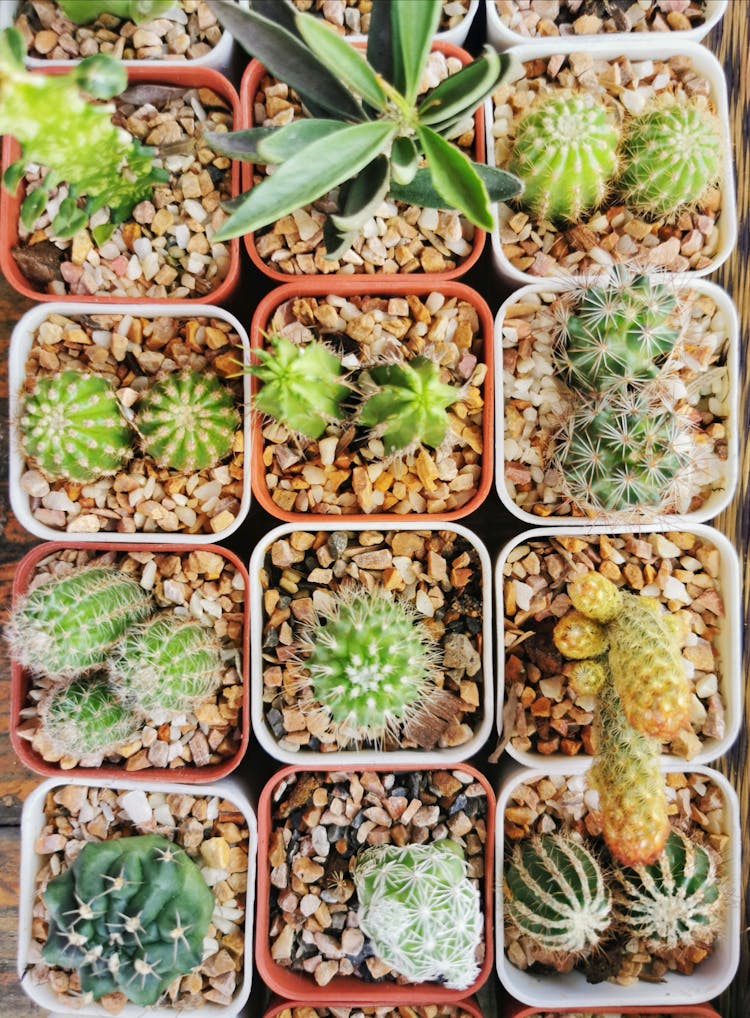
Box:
118;790;152;825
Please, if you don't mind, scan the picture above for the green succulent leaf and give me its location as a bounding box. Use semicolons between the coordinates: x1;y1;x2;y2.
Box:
390;136;419;186
0;27;26;69
390;162;522;208
53;196;89;238
416;126;493;230
418;48;508;128
393;0;441;105
331;154;389;232
366;0;394;88
205;120;347;163
249;0;300;36
58;0;173;23
3;159;26;195
20;187;48;231
71;53;128;99
296;10;387;111
322;218;356;260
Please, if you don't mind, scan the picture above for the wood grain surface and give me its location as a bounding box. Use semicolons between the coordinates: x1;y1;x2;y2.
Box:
0;4;748;1017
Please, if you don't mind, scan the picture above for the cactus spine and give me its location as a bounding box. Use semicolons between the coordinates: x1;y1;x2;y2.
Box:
40;676;140;756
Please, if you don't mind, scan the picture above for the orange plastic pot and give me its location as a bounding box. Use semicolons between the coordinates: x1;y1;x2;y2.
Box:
504;1005;722;1018
0;65;241;305
256;763;496;1002
265;999;485;1018
9;541;250;783
239;41;487;283
249;277;494;523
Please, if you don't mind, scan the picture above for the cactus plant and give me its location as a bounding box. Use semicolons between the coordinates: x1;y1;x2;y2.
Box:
617;100;723;219
507;92;621;224
39;676;140;757
552;610;608;660
108;615;222;716
353;839;482;990
18;369;133;483
136;369;240;473
5;566;154;678
42;833;215;1006
504;832;612;958
358;356;462;454
58;0;173;23
248;333;349;440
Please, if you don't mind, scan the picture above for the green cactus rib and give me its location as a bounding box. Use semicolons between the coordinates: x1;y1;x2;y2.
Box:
58;0;174;24
18;369;133;483
354;840;482;990
40;676;140;756
42;834;214;1007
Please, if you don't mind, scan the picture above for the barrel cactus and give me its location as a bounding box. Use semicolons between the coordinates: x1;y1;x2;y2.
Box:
18;369;132;483
39;676;140;757
42;834;215;1007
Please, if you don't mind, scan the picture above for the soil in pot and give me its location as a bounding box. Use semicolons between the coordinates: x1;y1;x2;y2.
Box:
17;309;245;537
27;782;250;1010
289;0;472;36
260;528;485;754
15;545;245;772
274;1008;479;1018
493;0;712;38
503;531;726;760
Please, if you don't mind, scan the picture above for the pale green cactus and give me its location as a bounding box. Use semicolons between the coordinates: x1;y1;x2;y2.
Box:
40;676;140;756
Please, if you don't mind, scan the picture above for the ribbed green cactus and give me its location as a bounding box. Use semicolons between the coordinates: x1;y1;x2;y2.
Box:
611;829;723;951
42;834;215;1007
5;566;153;678
504;832;612;957
249;334;349;440
617;100;723;219
39;676;140;757
358;356;462;454
354;840;482;990
136;369;239;473
108;615;222;716
18;370;133;483
508;92;620;223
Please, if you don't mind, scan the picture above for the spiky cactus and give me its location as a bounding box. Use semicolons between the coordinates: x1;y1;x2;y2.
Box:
136;369;239;473
5;566;154;678
42;834;215;1007
108;615;222;716
504;833;612;957
39;676;139;757
354;840;482;990
553;610;608;660
249;334;349;440
567;569;622;623
508;92;620;224
617;100;723;219
358;356;462;454
58;0;173;23
611;829;723;951
18;369;133;483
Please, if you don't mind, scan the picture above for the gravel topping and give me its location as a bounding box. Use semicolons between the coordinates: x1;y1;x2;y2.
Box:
277;1008;476;1018
291;0;472;35
494;0;709;38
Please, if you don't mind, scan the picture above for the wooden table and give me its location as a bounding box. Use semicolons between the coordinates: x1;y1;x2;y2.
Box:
1;5;748;1016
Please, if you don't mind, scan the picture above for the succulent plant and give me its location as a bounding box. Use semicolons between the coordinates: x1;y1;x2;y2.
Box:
507;92;621;224
108;614;222;716
248;333;349;439
358;356;462;454
206;0;520;255
553;610;608;660
504;832;612;958
42;833;215;1006
58;0;174;23
617;99;723;219
136;369;239;473
5;566;154;678
18;369;133;483
39;676;140;757
567;569;622;624
354;839;482;990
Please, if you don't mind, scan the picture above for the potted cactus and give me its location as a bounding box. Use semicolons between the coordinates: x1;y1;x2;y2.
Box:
265;1000;486;1018
503;1004;722;1018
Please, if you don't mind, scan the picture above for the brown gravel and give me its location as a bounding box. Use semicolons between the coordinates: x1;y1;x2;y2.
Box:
16;546;245;772
28;783;249;1012
276;1008;477;1018
502;532;726;760
291;0;472;35
494;0;710;38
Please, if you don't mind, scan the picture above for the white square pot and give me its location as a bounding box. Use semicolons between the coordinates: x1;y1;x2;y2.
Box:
336;0;480;47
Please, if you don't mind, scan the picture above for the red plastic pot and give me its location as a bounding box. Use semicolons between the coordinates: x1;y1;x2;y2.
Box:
504;1005;722;1018
9;541;250;783
256;763;496;1003
265;1000;485;1018
249;277;494;524
239;41;487;283
0;65;241;304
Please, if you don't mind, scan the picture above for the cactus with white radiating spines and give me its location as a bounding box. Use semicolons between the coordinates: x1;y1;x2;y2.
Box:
552;610;608;660
40;676;140;756
18;369;132;482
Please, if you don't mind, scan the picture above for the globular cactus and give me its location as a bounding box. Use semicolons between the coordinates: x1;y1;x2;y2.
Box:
18;369;132;483
58;0;173;23
354;839;482;990
136;369;239;473
611;828;723;951
553;610;608;660
566;657;607;697
617;100;723;219
567;569;622;623
108;614;222;716
249;333;349;440
358;356;462;454
5;566;153;678
42;833;214;1007
39;676;139;757
504;832;612;958
508;92;620;223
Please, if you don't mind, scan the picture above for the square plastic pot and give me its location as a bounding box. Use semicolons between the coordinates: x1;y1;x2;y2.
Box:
0;64;241;304
502;1001;722;1018
496;763;741;1008
249;278;494;524
256;763;496;1003
265;999;486;1018
495;522;742;769
327;0;480;47
9;301;251;543
9;540;250;783
494;278;740;526
17;774;256;1017
249;520;494;765
487;40;736;286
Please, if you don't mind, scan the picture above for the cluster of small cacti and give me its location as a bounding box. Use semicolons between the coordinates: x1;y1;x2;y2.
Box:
42;833;214;1006
510;91;722;224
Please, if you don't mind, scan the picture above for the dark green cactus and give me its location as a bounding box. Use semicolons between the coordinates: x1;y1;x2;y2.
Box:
40;676;140;756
